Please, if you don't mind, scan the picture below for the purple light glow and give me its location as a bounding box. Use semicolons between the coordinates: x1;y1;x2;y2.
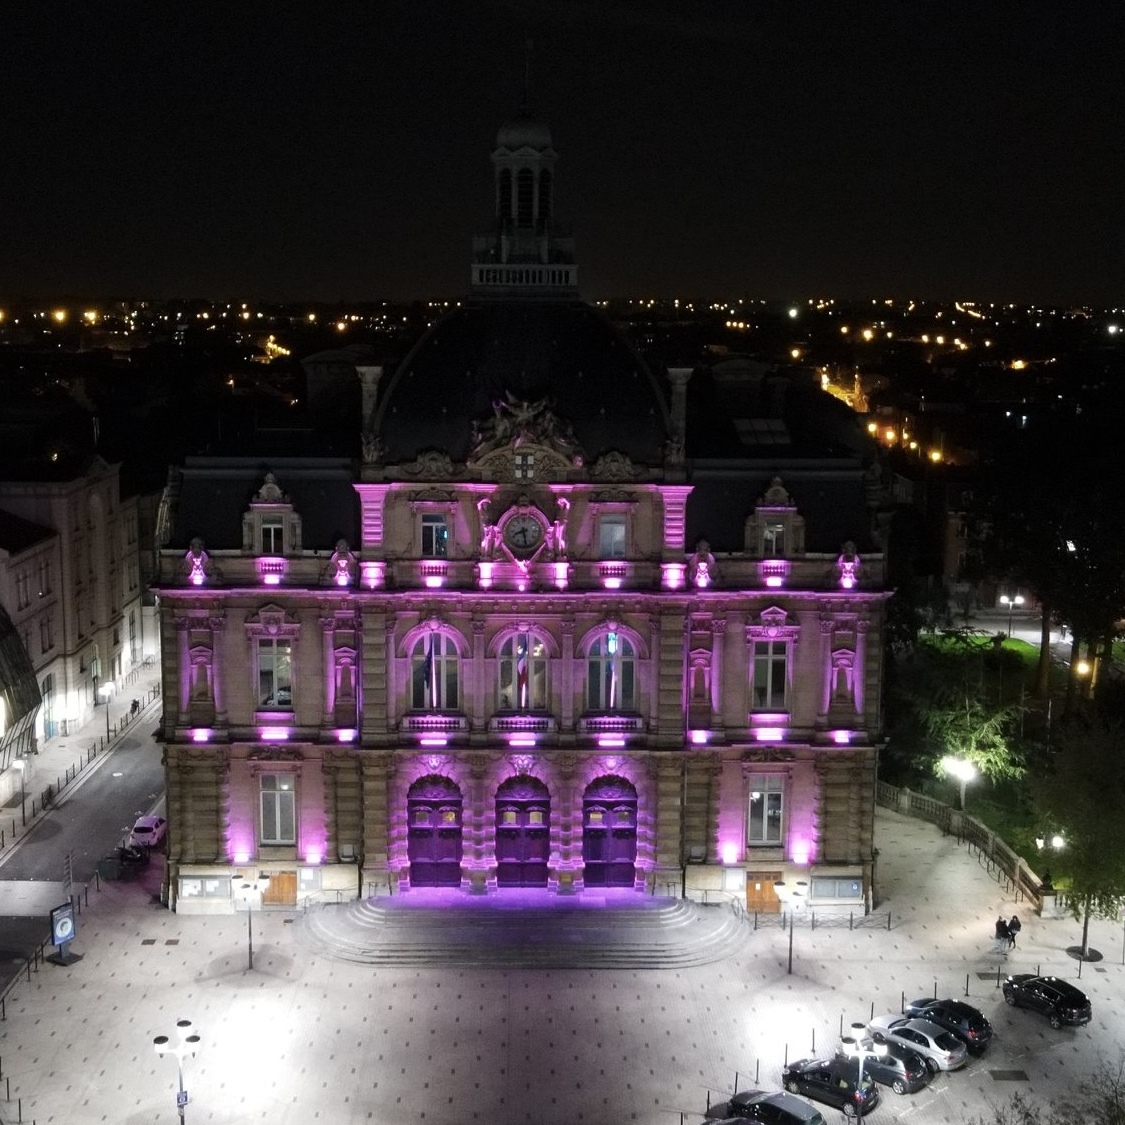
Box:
602;756;618;770
419;736;448;747
765;576;783;588
335;728;357;742
507;735;538;747
424;575;445;589
305;849;323;865
191;572;204;586
191;728;212;743
720;841;739;865
553;562;568;588
753;727;785;742
689;729;709;745
840;575;856;589
478;561;494;588
233;850;251;864
602;577;622;589
597;736;626;748
693;562;711;589
361;561;385;588
661;563;686;589
830;730;853;744
259;726;290;741
758;560;789;588
258;558;285;585
789;840;812;865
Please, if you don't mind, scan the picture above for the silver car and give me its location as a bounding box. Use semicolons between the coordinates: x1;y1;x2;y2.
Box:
866;1015;969;1073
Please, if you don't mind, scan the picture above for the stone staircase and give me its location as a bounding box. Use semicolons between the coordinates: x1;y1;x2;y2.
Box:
295;890;749;970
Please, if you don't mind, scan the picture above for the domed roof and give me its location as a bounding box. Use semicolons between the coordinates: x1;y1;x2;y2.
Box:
373;301;671;468
495;113;553;152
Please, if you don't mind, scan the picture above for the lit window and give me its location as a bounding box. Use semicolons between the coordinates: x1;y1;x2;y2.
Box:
257;638;292;709
587;632;635;711
763;522;786;556
752;641;787;711
412;634;459;710
498;633;548;710
420;515;449;558
598;515;626;559
260;774;296;844
748;776;784;845
261;519;284;555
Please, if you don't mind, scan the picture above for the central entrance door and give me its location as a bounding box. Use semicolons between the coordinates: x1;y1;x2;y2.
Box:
407;776;464;887
495;776;550;887
582;776;638;887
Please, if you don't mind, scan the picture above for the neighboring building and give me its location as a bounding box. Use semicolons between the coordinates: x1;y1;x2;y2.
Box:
153;109;889;916
0;455;144;743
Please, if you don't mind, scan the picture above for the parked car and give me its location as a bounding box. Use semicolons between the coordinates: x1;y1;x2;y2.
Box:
837;1038;930;1094
1002;975;1092;1028
781;1057;879;1117
705;1089;827;1124
128;815;167;850
904;997;993;1053
866;1015;969;1073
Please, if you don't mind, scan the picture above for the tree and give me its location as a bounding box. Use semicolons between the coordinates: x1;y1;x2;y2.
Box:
1031;715;1125;959
967;1054;1125;1125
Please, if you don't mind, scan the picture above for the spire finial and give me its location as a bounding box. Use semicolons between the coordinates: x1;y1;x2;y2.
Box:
522;37;534;113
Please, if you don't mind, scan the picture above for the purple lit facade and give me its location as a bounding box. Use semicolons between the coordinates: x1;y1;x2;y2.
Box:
153;111;888;916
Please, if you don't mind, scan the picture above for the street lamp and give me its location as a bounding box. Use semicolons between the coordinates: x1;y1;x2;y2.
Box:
153;1018;200;1123
13;758;26;827
238;873;271;970
941;756;977;811
999;593;1024;638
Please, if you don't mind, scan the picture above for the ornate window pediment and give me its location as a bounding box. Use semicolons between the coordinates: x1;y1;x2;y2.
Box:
745;476;806;558
242;472;302;556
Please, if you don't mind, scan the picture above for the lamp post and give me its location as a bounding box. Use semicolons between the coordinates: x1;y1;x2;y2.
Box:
999;593;1024;638
238;873;271;970
99;683;112;743
13;759;26;827
153;1018;200;1123
941;756;977;811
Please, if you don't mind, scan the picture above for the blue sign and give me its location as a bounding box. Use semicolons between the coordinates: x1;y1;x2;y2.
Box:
49;902;75;947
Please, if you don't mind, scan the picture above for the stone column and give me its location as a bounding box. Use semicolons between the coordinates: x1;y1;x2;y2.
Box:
320;616;335;728
710;617;726;730
471;618;487;734
209;613;227;728
560;617;575;732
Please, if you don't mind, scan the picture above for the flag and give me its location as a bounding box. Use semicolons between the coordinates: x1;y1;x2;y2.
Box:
516;640;528;708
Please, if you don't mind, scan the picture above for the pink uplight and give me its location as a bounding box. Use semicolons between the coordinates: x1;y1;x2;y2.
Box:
720;842;739;865
424;575;445;589
602;577;622;589
264;574;280;585
553;561;568;589
191;728;211;743
419;736;448;747
361;561;385;588
233;850;250;865
831;730;853;744
661;563;686;589
507;735;538;748
754;727;785;742
259;726;290;741
305;849;323;865
478;561;494;588
790;840;811;866
689;729;709;745
765;576;783;588
840;575;856;589
335;728;357;742
190;572;204;586
597;737;626;748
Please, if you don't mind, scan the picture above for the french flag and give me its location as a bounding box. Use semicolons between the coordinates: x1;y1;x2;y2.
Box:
516;640;528;708
423;637;435;705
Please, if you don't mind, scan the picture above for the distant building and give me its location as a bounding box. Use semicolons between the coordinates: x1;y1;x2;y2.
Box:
153;108;889;915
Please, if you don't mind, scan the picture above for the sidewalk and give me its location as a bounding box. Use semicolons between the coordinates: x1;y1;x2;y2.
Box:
0;666;163;867
0;803;1117;1125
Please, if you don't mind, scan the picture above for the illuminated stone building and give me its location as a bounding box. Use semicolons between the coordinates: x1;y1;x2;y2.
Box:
153;110;888;915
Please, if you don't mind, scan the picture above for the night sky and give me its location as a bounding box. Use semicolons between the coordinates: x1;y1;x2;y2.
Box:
4;2;1123;304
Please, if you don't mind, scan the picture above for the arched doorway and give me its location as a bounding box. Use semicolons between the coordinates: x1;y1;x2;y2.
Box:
583;776;637;887
407;776;463;887
495;776;550;887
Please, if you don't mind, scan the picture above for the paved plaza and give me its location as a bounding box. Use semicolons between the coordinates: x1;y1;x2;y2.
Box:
0;796;1120;1125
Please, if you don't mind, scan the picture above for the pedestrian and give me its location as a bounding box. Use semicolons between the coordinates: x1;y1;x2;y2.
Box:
1008;914;1021;949
993;915;1009;954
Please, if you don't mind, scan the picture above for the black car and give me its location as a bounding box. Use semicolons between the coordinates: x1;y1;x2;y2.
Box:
904;997;993;1053
781;1058;880;1118
705;1089;827;1125
1002;975;1092;1028
838;1039;930;1095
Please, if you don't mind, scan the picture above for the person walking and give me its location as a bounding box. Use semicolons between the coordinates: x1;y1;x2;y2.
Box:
993;915;1009;954
1008;914;1021;949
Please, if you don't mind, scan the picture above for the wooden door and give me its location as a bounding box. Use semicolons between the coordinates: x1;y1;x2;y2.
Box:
745;871;782;914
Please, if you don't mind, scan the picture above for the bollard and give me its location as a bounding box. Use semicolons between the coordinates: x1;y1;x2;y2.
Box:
734;1072;739;1094
754;911;758;931
996;964;1002;988
811;912;816;931
870;1000;874;1021
965;973;970;997
784;1042;788;1066
887;911;892;931
839;1013;844;1037
900;990;904;1013
849;911;854;931
84;885;89;906
95;870;100;891
811;1027;815;1052
933;980;937;998
755;1059;760;1083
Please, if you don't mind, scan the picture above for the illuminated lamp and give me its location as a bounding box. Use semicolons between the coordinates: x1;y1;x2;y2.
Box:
508;735;538;748
789;840;811;866
419;736;448;747
361;561;385;588
765;576;783;588
478;561;494;589
191;728;211;743
753;727;785;742
689;730;710;745
553;561;569;589
335;728;357;743
233;850;251;865
661;563;686;589
304;849;323;865
831;730;853;745
602;576;622;589
424;574;445;589
597;737;626;748
259;726;289;741
720;841;739;866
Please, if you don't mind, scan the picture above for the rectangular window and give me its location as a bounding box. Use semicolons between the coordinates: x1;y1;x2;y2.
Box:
597;515;626;558
260;774;296;844
15;571;30;610
810;876;864;900
257;638;293;709
421;514;449;558
752;641;788;711
763;522;786;556
261;519;284;555
747;776;784;845
37;557;52;596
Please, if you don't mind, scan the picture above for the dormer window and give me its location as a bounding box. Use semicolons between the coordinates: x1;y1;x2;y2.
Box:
243;473;301;558
763;522;785;557
261;518;284;555
746;476;805;558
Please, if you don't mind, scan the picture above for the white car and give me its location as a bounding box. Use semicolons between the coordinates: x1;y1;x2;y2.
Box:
128;815;167;850
866;1015;968;1073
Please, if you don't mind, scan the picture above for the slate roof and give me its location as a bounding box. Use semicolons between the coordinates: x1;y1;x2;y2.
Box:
0;509;54;556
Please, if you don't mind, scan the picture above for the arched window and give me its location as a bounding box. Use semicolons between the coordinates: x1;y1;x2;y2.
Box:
498;167;512;224
537;169;552;226
411;633;459;710
586;631;635;711
498;633;548;710
517;168;534;226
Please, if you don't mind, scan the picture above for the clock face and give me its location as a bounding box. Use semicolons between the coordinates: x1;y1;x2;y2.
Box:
503;514;543;554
